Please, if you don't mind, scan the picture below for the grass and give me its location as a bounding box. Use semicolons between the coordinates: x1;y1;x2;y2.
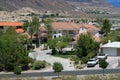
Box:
1;74;120;80
53;54;73;59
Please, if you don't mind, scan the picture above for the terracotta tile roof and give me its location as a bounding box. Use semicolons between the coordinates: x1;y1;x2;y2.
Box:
16;28;24;33
0;22;24;27
51;22;80;30
51;22;100;32
80;24;100;32
21;32;37;39
77;24;100;32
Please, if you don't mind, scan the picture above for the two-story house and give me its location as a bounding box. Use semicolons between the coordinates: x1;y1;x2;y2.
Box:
51;22;100;42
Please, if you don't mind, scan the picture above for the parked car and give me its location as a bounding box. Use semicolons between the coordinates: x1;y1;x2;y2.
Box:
97;53;108;60
87;58;99;67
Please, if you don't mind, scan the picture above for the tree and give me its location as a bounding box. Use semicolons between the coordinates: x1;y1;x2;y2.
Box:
42;18;54;38
23;17;40;48
99;60;109;76
101;19;111;35
0;27;32;71
17;34;28;44
53;62;63;77
101;36;116;44
76;33;99;59
47;35;72;54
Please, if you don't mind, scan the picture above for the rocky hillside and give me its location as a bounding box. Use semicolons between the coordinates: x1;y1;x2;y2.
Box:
0;0;74;11
0;0;120;18
66;0;113;7
0;0;115;11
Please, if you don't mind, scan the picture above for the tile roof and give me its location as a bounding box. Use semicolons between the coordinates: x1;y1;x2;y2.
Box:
77;24;100;32
16;28;24;33
51;22;80;30
51;22;100;32
0;22;24;27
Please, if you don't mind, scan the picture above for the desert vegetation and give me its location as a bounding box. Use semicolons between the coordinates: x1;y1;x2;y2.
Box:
1;74;120;80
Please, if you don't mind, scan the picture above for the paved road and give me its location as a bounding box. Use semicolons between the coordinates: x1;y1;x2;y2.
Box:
0;68;120;78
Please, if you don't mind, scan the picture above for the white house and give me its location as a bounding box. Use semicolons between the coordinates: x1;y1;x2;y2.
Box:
101;42;120;56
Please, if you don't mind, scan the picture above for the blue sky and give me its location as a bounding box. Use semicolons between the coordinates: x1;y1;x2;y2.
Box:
107;0;120;7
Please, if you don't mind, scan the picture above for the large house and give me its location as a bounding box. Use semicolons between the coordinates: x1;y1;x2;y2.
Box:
0;22;24;33
51;22;100;42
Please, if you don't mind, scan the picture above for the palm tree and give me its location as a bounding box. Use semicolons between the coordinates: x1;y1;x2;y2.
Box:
23;16;40;49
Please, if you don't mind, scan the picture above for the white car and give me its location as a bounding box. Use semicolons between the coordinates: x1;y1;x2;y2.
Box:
87;58;99;67
97;53;108;60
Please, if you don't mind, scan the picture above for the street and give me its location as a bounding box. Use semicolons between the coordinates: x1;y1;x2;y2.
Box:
0;68;120;78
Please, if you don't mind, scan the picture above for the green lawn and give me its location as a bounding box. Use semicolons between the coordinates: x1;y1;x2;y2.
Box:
53;54;74;59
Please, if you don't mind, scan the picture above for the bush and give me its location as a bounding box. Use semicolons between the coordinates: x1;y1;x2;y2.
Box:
81;52;95;64
14;67;22;75
52;48;58;55
62;51;76;55
70;56;80;61
82;75;101;80
32;60;47;70
81;57;89;64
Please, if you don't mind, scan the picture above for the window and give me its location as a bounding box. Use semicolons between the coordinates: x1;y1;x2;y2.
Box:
54;35;56;38
0;26;3;29
69;30;74;34
53;31;56;34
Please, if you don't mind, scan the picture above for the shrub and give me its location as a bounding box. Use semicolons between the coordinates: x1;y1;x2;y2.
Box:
14;67;22;75
70;56;79;61
81;52;95;64
61;76;78;80
32;60;47;70
52;48;58;55
81;57;89;64
62;51;76;55
82;75;101;80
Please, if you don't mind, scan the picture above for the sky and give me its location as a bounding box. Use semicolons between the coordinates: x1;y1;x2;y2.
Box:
107;0;120;7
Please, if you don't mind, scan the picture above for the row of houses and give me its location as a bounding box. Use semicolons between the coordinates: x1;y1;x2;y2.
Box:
1;21;120;56
0;21;101;41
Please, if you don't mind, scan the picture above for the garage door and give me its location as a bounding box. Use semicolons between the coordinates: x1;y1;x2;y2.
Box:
103;48;117;56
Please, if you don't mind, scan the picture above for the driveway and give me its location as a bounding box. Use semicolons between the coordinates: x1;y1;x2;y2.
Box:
29;50;75;71
29;49;120;71
83;56;120;70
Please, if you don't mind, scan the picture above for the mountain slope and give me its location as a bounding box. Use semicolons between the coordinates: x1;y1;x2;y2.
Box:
0;0;74;11
66;0;113;7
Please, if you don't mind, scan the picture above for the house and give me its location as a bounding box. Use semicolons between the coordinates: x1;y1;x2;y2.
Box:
51;22;100;42
0;22;24;33
101;42;120;56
